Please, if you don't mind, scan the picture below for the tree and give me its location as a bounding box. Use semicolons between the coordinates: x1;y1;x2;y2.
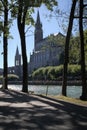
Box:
0;0;9;89
69;36;80;64
69;30;87;65
62;0;77;96
3;0;8;89
84;30;87;65
0;0;16;89
12;0;57;93
62;0;87;100
17;0;29;92
79;0;87;100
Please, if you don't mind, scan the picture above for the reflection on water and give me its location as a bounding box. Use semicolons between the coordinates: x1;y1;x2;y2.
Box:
0;85;82;98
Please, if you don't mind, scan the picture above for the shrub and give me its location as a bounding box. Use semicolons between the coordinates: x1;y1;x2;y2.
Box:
47;67;55;80
0;74;19;81
32;67;44;80
55;65;63;79
8;74;19;81
32;65;82;81
68;65;81;77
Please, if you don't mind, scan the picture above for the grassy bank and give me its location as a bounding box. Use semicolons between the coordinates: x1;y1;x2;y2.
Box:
49;95;87;106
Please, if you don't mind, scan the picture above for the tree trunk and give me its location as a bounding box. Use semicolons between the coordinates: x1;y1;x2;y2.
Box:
17;1;28;93
21;29;28;93
3;0;8;89
62;0;77;96
17;24;28;93
79;0;87;100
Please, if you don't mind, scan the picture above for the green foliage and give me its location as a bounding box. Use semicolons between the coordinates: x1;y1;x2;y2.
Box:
59;51;64;64
69;36;80;64
32;65;84;81
26;0;58;9
69;30;87;65
0;21;3;32
0;0;14;38
32;65;63;80
43;0;58;11
47;67;55;80
8;74;19;81
10;0;57;26
0;74;19;81
43;30;87;66
25;8;35;25
54;65;63;79
47;33;65;46
0;75;3;81
32;67;44;80
68;65;81;77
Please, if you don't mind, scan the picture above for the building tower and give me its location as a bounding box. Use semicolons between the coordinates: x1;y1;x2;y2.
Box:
15;46;21;66
15;46;21;77
34;11;43;51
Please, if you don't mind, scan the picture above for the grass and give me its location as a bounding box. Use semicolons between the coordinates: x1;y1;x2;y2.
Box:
49;95;87;106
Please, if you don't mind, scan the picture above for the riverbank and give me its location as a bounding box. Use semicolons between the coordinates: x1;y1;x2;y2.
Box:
0;84;82;99
0;80;82;86
49;95;87;106
28;80;82;86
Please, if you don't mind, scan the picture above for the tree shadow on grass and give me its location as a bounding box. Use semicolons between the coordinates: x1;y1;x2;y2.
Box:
0;89;87;130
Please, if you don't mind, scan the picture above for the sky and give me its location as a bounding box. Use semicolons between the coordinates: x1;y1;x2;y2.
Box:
0;0;71;68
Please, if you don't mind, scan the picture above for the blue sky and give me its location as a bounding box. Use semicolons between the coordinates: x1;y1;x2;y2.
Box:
0;0;71;68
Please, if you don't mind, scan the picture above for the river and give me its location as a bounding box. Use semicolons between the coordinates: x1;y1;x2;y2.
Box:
0;85;82;98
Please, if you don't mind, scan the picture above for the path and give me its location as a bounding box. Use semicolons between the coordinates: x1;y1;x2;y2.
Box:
0;89;87;130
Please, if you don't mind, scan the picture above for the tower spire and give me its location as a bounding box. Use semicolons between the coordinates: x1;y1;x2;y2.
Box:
35;10;42;28
16;46;19;56
34;10;43;50
15;46;21;66
36;10;41;24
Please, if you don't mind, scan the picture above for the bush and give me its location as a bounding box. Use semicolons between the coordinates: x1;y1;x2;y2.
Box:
32;65;82;81
55;65;63;79
32;67;44;80
32;65;63;80
0;74;19;81
68;65;81;77
8;74;19;81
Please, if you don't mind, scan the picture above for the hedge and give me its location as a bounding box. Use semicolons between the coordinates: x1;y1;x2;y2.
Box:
0;74;19;81
32;64;85;80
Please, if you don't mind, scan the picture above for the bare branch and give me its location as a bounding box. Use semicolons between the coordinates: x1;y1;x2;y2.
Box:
83;4;87;7
26;34;34;37
25;25;32;34
74;16;87;19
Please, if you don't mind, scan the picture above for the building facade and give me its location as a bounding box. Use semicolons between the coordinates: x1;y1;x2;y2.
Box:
8;46;22;79
0;11;64;78
28;11;64;74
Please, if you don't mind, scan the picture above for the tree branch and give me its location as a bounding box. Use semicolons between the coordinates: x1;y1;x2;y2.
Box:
74;16;87;19
83;4;87;7
25;25;32;34
22;5;28;27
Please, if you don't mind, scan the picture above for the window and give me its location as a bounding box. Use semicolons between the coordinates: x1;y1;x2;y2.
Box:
16;60;19;66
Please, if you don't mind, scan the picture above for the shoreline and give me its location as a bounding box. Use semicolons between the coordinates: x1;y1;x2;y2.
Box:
0;80;82;86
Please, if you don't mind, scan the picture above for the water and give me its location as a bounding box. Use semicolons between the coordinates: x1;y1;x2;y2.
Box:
0;85;82;98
